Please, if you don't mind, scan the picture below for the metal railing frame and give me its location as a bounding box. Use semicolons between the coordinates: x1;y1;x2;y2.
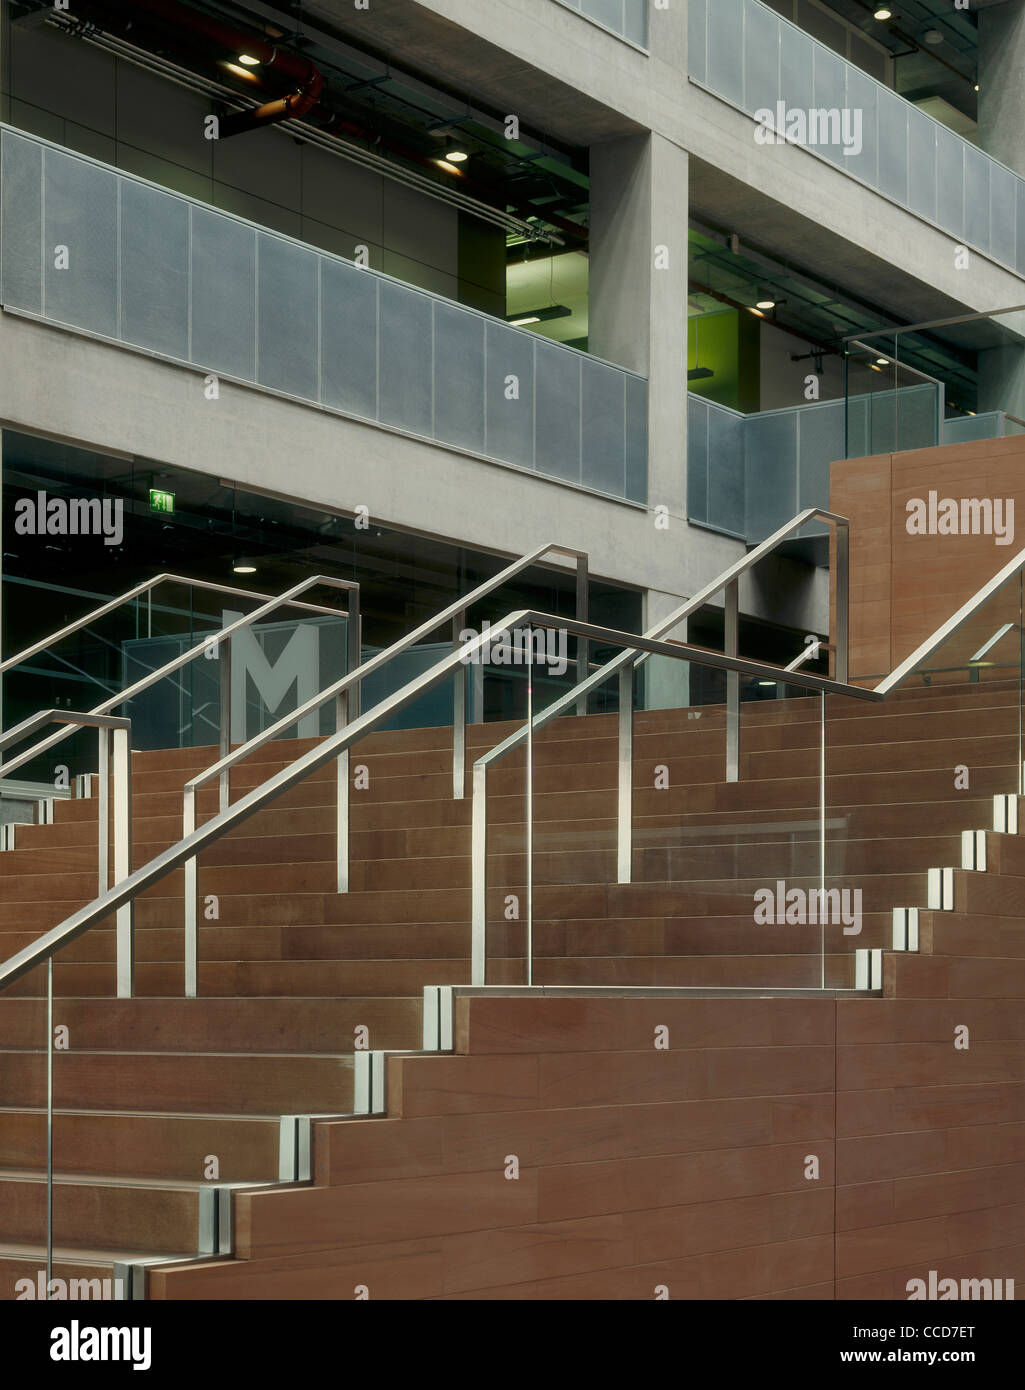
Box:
473;507;849;893
0;709;133;996
0;572;357;797
178;542;587;994
3;520;1023;1001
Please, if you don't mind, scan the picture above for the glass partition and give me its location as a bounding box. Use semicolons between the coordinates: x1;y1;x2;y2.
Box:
826;575;1023;988
844;338;943;458
688;0;1025;277
0;580;352;784
0;126;648;506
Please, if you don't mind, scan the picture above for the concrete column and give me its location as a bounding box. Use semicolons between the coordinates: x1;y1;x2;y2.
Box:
642;589;690;712
977;344;1025;422
978;1;1025;178
588;132;690;519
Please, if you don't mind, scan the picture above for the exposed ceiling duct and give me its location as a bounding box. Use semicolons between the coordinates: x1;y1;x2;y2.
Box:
44;0;570;243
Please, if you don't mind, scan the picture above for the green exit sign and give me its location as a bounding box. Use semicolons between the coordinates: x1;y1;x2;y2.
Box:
149;489;175;514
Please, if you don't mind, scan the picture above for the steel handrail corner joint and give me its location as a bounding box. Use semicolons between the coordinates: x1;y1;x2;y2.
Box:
0;608;555;995
179;542;588;995
472;507;849;898
468;541;1025;984
0;709;134;997
2;531;1024;1001
0;572;357;789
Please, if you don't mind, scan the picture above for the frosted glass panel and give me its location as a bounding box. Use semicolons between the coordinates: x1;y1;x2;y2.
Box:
964;147;991;256
257;232;318;400
708;0;744;105
320;257;378;420
190;206;256;380
744;1;781;115
687;0;1024;270
1;131;42;313
581;356;626;496
43;148;117;336
485;322;536;469
378;280;433;436
535;341;581;484
687;397;709;524
120;179;188;359
434;301;486;453
0;123;649;504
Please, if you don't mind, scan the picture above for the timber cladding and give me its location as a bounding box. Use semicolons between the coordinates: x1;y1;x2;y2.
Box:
146;992;1025;1301
830;434;1025;681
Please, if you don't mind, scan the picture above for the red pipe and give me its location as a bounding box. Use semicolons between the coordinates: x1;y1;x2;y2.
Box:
89;0;323;135
66;0;587;241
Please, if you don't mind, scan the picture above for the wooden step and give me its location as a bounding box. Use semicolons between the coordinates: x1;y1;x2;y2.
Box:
0;1050;355;1114
0;1108;283;1182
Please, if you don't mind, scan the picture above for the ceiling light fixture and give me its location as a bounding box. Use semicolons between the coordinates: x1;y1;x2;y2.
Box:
237;53;261;66
505;305;572;326
873;8;892;20
756;297;776;311
923;30;944;46
876;357;891;366
232;558;257;574
445;150;469;163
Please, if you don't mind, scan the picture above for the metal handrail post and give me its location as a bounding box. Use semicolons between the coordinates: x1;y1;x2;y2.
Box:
218;635;231;813
112;723;134;999
617;665;634;884
725;578;740;783
525;645;534;987
471;761;488;985
452;611;467;800
336;689;350;896
575;553;589;715
834;522;850;684
184;785;198;999
97;726;109;894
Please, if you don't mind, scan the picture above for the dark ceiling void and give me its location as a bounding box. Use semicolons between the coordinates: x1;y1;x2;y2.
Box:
810;0;979;119
688;223;992;409
11;0;590;245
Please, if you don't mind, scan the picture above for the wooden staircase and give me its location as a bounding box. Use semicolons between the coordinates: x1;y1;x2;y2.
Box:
0;674;1021;1297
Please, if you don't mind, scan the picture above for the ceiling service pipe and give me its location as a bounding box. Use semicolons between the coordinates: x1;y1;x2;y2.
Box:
64;0;585;242
100;0;323;135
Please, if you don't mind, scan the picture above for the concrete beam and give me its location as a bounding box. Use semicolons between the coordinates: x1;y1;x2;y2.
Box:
0;308;743;605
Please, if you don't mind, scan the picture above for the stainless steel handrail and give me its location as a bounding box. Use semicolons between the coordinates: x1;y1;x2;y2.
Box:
0;572;342;674
1;532;1022;999
473;508;849;893
0;610;551;993
0;576;361;807
177;542;588;994
0;709;134;996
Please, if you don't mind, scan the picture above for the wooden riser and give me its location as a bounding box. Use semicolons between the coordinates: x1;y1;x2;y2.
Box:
0;1051;355;1114
0;1109;283;1182
0;1172;206;1255
0;687;1021;1298
0;997;421;1051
